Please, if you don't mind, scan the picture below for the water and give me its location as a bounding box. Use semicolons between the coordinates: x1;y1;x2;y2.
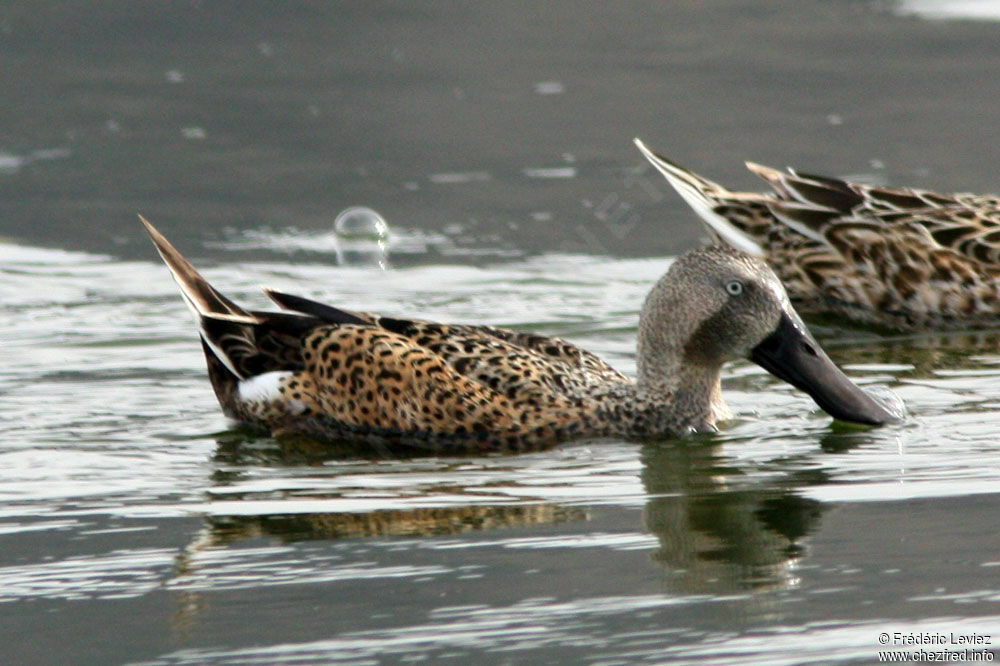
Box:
3;2;1000;665
4;240;1000;664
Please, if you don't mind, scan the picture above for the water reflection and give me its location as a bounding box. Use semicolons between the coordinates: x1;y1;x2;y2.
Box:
211;426;415;466
169;438;591;632
172;431;831;608
817;428;887;453
167;502;586;631
640;441;824;592
189;504;586;544
813;325;1000;373
158;434;836;640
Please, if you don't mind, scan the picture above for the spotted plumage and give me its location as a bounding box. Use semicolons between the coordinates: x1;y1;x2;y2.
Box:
635;138;1000;331
142;215;896;452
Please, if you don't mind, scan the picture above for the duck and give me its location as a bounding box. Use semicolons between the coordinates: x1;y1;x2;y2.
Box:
634;138;1000;331
141;215;897;452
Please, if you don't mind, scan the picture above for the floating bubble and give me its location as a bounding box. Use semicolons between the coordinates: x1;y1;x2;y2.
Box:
334;207;389;241
334;207;390;269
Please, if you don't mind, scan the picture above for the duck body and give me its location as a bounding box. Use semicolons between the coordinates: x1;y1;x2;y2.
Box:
142;216;896;452
635;139;1000;331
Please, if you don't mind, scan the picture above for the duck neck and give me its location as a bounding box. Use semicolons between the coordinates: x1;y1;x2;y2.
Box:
631;275;732;434
635;346;731;434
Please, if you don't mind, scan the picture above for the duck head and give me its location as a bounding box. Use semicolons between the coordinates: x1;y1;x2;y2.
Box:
638;244;900;428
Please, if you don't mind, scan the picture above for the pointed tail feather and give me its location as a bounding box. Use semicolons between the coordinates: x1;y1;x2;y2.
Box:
142;217;351;414
745;162;792;198
765;201;834;243
141;215;262;380
262;287;372;325
744;162;871;244
746;162;863;213
139;215;249;319
633;139;765;257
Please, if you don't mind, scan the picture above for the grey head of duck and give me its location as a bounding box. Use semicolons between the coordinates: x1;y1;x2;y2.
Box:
635;244;901;430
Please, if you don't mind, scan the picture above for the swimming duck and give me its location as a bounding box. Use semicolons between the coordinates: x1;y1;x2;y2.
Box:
141;216;896;451
635;138;1000;331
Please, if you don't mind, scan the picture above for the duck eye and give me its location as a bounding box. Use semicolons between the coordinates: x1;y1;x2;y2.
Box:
725;280;744;296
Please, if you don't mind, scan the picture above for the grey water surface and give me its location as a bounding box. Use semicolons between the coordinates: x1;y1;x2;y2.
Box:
2;2;1000;664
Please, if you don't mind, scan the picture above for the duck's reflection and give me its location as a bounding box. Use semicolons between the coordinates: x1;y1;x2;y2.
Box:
170;434;588;635
189;433;833;588
170;425;875;638
194;503;586;544
640;440;825;592
201;430;589;542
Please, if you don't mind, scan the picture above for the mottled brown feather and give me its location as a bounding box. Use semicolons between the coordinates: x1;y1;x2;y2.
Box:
638;146;1000;330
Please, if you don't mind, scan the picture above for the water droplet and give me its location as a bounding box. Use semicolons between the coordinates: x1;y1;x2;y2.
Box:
864;385;907;421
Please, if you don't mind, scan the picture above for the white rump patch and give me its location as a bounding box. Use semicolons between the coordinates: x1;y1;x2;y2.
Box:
237;371;293;403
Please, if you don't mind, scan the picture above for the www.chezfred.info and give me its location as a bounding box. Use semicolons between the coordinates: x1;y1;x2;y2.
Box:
877;632;994;662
